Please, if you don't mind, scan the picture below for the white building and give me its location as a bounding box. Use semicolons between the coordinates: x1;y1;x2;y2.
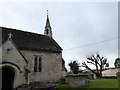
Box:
102;68;119;77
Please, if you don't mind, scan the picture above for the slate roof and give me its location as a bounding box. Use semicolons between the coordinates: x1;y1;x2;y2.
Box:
1;27;62;53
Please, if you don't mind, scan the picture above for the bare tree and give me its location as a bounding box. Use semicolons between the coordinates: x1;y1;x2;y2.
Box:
82;53;109;78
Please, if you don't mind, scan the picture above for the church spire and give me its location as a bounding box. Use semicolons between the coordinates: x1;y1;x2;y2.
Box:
44;10;52;37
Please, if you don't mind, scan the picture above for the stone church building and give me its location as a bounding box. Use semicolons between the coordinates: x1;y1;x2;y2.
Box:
0;14;66;89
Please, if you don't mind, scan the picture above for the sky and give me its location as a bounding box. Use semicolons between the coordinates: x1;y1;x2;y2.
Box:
0;0;119;70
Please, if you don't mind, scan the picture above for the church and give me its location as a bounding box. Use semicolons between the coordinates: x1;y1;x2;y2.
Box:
0;13;66;89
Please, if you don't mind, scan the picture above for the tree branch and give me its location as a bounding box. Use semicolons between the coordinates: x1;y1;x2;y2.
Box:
87;61;95;66
82;62;97;75
87;57;95;62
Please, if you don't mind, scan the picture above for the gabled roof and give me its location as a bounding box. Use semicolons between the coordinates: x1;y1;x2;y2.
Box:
1;27;62;53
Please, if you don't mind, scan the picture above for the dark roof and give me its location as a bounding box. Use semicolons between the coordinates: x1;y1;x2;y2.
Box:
1;27;62;53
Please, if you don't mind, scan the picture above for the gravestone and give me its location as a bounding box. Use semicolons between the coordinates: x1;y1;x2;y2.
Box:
116;71;120;80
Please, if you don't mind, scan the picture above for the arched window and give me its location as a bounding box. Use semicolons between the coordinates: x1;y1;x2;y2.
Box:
33;56;42;72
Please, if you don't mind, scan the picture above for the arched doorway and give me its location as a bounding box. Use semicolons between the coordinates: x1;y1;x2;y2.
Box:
2;67;15;90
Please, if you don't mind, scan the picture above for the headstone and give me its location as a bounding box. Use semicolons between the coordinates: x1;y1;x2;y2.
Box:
116;71;120;80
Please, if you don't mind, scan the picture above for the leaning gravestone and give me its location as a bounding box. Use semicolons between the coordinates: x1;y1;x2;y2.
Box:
116;71;120;80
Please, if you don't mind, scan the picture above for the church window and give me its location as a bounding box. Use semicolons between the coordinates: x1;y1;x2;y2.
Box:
34;56;42;72
38;57;42;72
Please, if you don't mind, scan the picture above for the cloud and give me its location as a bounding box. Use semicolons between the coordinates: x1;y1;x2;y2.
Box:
0;2;118;69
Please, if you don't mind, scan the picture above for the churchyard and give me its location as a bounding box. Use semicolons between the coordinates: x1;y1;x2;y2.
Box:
56;78;120;90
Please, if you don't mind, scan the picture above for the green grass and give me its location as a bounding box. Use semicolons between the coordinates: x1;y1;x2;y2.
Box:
56;79;120;90
81;78;119;88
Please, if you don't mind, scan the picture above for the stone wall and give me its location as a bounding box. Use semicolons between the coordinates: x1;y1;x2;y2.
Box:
1;39;64;88
21;50;63;83
65;75;88;88
2;40;27;88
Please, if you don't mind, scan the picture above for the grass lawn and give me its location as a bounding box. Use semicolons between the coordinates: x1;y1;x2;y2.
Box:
82;78;119;88
56;79;120;90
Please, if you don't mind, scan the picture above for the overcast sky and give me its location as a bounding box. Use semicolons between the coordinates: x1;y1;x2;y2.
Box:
0;1;119;70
